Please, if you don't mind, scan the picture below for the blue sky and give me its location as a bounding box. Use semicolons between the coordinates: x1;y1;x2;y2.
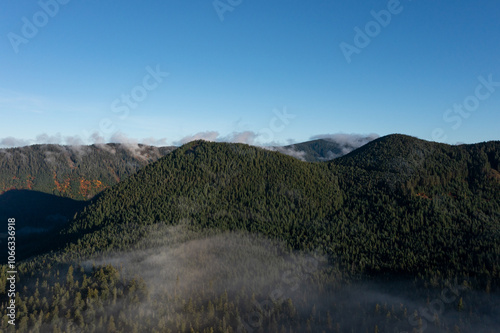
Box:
1;0;499;147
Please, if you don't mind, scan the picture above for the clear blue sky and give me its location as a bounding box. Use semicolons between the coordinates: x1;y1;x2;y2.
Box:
1;0;499;147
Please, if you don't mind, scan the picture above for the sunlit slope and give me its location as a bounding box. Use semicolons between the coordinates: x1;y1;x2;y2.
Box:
0;143;175;200
64;140;343;237
335;134;500;180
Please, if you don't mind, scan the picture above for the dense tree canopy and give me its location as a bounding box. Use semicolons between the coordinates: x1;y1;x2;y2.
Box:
1;134;499;332
50;135;500;281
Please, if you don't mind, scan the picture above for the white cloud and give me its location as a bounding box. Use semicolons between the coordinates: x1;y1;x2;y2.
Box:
110;132;158;161
0;137;32;148
64;135;85;146
223;131;258;144
35;133;62;145
90;132;106;145
141;137;168;146
176;130;274;146
263;146;307;161
176;131;220;145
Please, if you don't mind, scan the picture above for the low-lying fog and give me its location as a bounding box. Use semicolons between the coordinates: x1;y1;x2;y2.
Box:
79;223;499;332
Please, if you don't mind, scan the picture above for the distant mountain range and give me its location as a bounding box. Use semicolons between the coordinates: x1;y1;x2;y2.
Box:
0;137;375;236
0;135;379;200
0;136;378;234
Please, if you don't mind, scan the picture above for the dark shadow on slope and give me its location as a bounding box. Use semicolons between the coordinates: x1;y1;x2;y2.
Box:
0;189;89;263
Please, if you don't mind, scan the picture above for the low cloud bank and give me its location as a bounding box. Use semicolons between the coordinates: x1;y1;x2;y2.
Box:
80;224;499;332
0;131;169;149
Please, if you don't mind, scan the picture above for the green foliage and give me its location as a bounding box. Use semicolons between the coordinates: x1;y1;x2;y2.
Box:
1;134;499;332
0;229;496;333
52;135;500;282
0;143;175;200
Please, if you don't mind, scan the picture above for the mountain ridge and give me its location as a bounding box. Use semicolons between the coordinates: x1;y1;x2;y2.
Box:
45;134;500;282
2;133;499;333
0;142;176;199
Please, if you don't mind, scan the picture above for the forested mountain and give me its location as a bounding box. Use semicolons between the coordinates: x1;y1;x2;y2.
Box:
0;143;176;246
50;134;499;279
0;143;176;200
1;134;499;332
0;138;371;201
0;138;372;239
281;134;377;162
0;137;376;200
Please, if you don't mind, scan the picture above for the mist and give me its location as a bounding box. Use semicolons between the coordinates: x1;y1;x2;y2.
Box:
74;223;499;333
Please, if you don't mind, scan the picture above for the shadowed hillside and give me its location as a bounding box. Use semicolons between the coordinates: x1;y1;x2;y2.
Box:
0;189;88;231
0;190;90;262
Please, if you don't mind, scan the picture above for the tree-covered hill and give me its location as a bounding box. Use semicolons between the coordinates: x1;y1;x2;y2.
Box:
335;133;500;175
2;134;499;333
0;138;375;244
0;137;374;201
334;134;500;200
280;134;377;162
278;139;348;161
0;143;176;200
50;134;500;283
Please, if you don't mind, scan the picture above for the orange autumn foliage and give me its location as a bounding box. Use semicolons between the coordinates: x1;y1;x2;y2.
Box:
53;172;71;194
79;178;105;198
